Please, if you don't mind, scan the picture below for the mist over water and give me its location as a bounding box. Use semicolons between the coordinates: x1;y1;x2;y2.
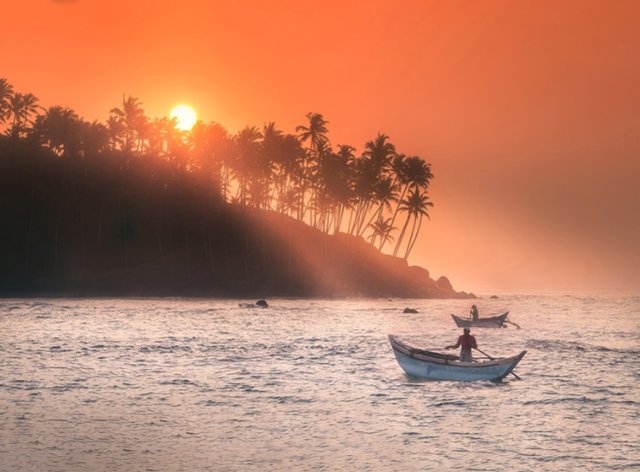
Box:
1;296;638;471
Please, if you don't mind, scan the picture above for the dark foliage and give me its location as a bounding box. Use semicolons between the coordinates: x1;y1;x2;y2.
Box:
0;78;471;298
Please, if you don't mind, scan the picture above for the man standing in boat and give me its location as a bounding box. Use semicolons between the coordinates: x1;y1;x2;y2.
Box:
445;328;478;362
470;304;479;321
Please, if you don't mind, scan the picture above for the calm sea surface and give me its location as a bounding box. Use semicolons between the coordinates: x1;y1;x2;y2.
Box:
1;296;639;471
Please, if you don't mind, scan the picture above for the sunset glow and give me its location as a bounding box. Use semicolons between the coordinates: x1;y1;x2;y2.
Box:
170;104;197;131
2;0;640;292
2;2;640;471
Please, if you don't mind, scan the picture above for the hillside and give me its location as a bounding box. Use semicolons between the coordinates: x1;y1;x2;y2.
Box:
0;142;472;298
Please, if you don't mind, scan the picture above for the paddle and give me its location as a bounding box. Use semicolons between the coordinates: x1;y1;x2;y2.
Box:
473;347;522;380
504;319;522;329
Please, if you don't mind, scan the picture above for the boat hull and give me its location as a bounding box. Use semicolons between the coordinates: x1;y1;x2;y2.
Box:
451;312;509;328
389;335;525;382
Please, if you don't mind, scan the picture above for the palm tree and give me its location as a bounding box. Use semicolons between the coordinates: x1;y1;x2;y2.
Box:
349;157;376;235
188;121;232;197
295;113;331;223
145;117;168;155
81;120;110;156
329;144;357;233
390;156;433;228
109;96;146;153
259;122;286;208
232;126;263;206
0;78;15;127
162;118;189;165
106;115;125;150
272;134;305;214
295;112;329;152
348;133;397;236
404;155;433;189
312;144;355;233
404;190;433;259
32;106;82;157
362;176;399;237
6;92;40;138
393;188;433;258
363;133;396;174
280;186;303;218
369;216;397;250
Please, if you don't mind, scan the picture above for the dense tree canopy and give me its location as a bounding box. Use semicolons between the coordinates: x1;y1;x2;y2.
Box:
0;78;434;259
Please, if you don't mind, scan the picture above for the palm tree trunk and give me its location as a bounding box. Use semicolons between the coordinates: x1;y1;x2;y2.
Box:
378;233;388;251
357;202;373;237
351;201;368;235
362;203;384;237
390;184;409;228
335;204;346;234
393;214;412;257
405;214;424;259
404;215;420;259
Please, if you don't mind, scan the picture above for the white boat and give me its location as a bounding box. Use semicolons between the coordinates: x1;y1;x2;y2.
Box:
388;335;526;382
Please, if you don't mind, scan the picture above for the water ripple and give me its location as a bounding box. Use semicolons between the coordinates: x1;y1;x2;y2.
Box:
0;296;638;471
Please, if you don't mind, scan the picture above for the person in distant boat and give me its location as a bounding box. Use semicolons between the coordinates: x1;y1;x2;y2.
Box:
445;327;478;362
470;304;479;321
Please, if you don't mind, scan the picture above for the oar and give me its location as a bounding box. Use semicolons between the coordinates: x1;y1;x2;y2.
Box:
473;346;495;360
473;347;522;380
504;319;521;329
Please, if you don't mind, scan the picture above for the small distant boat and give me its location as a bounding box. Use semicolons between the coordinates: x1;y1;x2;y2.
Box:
388;335;526;382
451;311;509;328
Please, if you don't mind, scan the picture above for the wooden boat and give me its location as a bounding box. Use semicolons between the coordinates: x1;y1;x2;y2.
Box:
388;335;526;382
451;311;509;328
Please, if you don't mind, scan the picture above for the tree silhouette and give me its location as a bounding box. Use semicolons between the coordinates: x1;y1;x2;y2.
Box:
106;115;125;151
369;216;397;250
189;121;232;197
0;77;438;270
296;112;329;152
295;112;331;224
233;126;263;206
349;133;397;236
0;78;15;127
32;106;82;157
81;120;110;156
390;155;433;229
393;188;433;258
6;92;40;138
109;96;146;153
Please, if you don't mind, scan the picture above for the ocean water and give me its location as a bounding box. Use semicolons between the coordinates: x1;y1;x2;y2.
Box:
0;295;638;472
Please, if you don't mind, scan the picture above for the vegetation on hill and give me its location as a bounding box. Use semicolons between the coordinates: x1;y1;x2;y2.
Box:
0;78;471;298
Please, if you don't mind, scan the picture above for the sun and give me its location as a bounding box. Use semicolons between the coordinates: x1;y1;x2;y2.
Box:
170;104;198;131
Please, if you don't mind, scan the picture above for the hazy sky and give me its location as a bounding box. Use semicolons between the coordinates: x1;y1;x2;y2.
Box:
3;0;639;294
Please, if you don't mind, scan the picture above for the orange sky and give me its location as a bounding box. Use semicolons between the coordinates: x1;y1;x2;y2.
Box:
3;0;640;294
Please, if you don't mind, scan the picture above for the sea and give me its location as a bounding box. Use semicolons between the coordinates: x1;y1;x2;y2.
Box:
1;295;638;472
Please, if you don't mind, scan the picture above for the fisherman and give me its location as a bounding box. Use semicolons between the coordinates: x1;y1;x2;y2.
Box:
445;327;478;362
470;304;479;321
